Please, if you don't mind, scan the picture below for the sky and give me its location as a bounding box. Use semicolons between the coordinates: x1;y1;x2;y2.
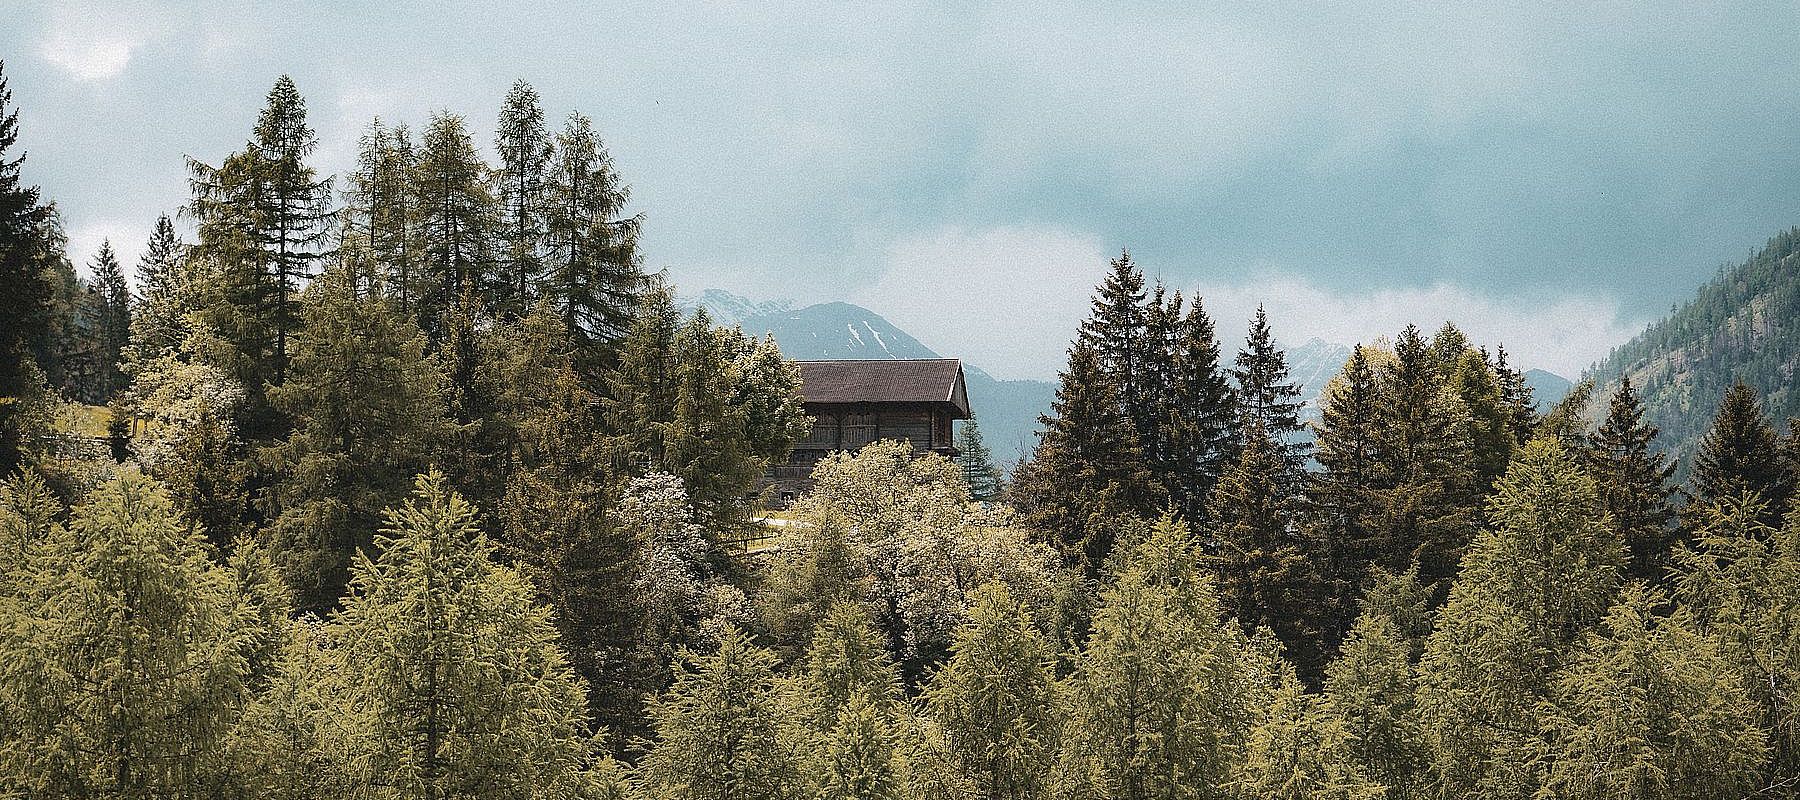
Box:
8;2;1800;380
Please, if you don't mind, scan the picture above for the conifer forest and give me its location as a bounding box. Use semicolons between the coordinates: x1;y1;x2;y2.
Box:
7;26;1800;800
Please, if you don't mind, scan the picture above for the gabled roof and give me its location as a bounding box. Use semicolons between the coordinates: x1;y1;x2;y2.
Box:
795;359;971;418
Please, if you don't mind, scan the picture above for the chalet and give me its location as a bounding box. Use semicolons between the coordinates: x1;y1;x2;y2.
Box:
767;359;972;499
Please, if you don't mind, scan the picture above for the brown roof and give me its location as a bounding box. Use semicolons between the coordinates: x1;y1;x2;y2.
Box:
795;359;971;418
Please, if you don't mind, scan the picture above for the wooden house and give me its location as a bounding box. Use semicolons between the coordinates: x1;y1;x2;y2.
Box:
766;359;972;500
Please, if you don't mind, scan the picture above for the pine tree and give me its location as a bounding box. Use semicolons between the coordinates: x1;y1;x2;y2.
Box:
87;240;131;399
1535;586;1766;800
412;111;494;341
126;214;190;367
264;266;451;612
1233;305;1306;479
493;80;553;320
924;582;1057;800
0;59;56;473
954;416;1003;501
325;471;608;799
0;473;253;797
1690;382;1792;527
1160;293;1237;522
1306;345;1383;639
1584;375;1678;581
1013;339;1162;573
637;627;805;800
547;112;642;356
1324;611;1426;797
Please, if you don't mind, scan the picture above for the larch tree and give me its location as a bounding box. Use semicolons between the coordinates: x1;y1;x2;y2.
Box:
0;473;254;798
343;119;420;310
493;80;553;320
924;582;1059;800
547;111;642;357
0;59;56;474
326;471;610;800
1535;586;1766;800
637;626;805;800
1689;381;1792;528
1235;675;1383;800
1324;610;1426;798
1584;375;1679;582
264;265;452;612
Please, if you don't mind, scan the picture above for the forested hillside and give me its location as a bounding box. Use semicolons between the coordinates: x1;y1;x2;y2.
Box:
1587;228;1800;463
7;61;1800;800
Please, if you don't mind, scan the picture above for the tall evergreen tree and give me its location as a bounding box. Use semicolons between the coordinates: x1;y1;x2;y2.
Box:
1490;345;1539;445
1235;675;1383;800
0;60;56;473
412;111;494;340
1233;305;1306;479
547;112;642;356
263;266;451;612
1372;325;1476;592
1013;339;1162;573
954;416;1003;501
1584;375;1678;581
1306;345;1383;636
343;119;420;310
924;582;1058;800
126;214;189;367
1439;335;1513;492
323;471;610;799
86;240;131;400
1325;609;1426;798
637;627;805;800
1689;382;1792;527
493;80;552;320
0;473;255;797
1160;292;1238;522
1076;250;1152;437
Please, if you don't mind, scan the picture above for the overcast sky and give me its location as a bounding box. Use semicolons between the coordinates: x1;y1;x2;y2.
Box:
8;2;1800;379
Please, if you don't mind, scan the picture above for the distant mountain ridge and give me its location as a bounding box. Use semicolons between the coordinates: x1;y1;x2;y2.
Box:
1585;227;1800;465
683;290;1576;466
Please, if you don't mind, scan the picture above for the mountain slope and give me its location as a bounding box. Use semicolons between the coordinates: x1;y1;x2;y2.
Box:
1523;369;1574;413
1584;227;1800;464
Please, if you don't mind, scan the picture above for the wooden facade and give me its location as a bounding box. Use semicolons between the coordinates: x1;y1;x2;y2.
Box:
766;359;972;500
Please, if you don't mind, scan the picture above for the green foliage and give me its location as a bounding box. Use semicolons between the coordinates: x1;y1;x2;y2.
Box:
493;80;553;320
1535;586;1766;800
547;111;643;354
413;111;495;340
1584;375;1680;581
924;582;1058;800
1688;381;1792;527
0;472;254;797
0;60;57;474
955;415;1004;501
1233;305;1307;480
85;240;131;401
1325;611;1425;797
638;627;805;800
264;266;451;611
1236;675;1383;800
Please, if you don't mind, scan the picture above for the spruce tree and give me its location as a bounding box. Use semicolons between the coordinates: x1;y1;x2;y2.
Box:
1306;345;1383;638
1491;345;1539;445
1584;375;1678;581
0;60;55;473
803;602;901;734
1076;250;1152;438
1161;293;1237;522
1690;382;1792;527
126;214;189;367
1441;339;1513;492
1233;305;1306;479
1372;325;1476;592
264;266;451;612
1013;339;1162;573
954;415;1003;501
0;473;253;797
493;80;553;320
1536;378;1595;447
87;240;131;400
326;471;608;799
924;582;1057;800
547;112;642;356
343;119;420;310
637;627;805;800
1205;423;1325;680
